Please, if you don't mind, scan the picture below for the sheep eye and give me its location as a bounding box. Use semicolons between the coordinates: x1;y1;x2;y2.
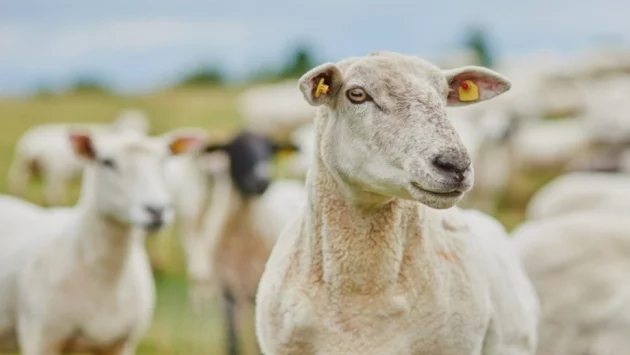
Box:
100;158;117;170
346;87;369;104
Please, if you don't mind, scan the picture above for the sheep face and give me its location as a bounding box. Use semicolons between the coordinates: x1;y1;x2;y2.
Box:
199;131;300;197
298;51;511;209
69;130;206;232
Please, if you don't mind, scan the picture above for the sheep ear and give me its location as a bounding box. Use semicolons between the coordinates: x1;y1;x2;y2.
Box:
69;133;96;160
271;142;300;155
202;143;227;153
298;62;344;106
157;127;208;155
443;66;511;106
169;135;207;155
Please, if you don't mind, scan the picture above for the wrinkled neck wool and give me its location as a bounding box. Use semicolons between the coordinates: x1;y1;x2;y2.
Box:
300;110;425;295
74;166;138;283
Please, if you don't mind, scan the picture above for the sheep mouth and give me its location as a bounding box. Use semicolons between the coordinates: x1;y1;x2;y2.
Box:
144;220;165;233
409;182;464;199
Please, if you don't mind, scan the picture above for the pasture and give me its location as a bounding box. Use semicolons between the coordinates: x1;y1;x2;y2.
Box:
0;86;553;354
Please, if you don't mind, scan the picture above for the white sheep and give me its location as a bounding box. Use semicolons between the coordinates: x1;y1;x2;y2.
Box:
0;128;202;355
255;51;539;354
7;109;151;206
164;129;306;355
493;52;572;120
577;76;630;145
285;122;315;179
238;81;317;141
512;210;630;355
525;171;630;221
510;118;591;171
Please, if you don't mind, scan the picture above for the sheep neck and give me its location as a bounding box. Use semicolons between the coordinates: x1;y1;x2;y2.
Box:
199;172;259;256
74;167;137;283
304;121;420;295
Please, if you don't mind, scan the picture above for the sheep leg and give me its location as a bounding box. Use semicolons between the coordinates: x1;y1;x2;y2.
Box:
17;322;61;355
250;297;264;355
43;175;67;206
97;341;137;355
480;319;500;355
7;157;33;197
223;289;240;355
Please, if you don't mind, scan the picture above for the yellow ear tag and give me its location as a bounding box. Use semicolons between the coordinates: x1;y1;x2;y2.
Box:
458;80;479;102
278;149;295;160
314;77;329;98
170;138;191;154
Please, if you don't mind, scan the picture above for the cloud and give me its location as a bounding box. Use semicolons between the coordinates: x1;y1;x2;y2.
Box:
0;18;252;68
3;0;630;96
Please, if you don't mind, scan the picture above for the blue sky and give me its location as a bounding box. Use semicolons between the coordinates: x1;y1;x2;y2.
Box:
2;0;629;96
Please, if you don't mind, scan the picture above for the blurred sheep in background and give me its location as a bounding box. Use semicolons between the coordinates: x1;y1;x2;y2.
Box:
7;109;151;206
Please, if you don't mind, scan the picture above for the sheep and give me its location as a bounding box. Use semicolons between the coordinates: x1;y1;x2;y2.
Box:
577;76;630;145
509;118;591;171
255;51;539;354
285;122;315;180
564;144;628;173
512;210;630;355
525;172;630;221
0;128;203;355
7;109;151;206
163;130;305;355
238;81;318;141
492;52;572;120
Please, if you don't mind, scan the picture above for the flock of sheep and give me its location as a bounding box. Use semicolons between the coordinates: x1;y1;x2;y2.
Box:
0;48;629;355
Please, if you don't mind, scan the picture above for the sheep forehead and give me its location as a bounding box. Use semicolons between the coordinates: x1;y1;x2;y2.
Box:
340;52;449;102
94;133;164;159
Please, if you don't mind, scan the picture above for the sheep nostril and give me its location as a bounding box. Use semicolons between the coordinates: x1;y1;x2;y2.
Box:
432;155;470;179
144;205;164;219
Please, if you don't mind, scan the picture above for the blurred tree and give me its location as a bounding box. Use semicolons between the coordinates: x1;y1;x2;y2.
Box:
178;65;225;87
32;85;57;100
465;27;495;68
247;43;318;83
246;66;281;84
67;76;111;94
278;45;317;79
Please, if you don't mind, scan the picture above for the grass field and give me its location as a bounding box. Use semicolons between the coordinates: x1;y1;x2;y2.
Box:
0;87;557;354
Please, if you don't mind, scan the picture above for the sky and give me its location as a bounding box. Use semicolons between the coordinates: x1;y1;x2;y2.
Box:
2;0;630;96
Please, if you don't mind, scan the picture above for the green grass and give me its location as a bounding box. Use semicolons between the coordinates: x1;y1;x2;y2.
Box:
0;88;562;354
140;274;225;354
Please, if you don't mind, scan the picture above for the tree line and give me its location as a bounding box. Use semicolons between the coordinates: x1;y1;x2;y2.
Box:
52;28;495;96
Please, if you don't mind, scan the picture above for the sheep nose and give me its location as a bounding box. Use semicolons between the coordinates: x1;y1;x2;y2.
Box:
254;180;270;194
144;205;165;219
432;154;471;182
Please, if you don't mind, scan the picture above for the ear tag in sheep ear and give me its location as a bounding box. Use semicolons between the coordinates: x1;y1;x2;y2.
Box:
169;137;197;154
458;80;479;102
314;77;329;98
277;148;296;160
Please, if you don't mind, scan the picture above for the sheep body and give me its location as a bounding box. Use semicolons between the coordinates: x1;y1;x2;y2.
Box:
238;81;317;141
511;118;590;170
0;198;154;354
512;211;630;355
165;131;306;354
526;172;630;220
286;122;315;179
